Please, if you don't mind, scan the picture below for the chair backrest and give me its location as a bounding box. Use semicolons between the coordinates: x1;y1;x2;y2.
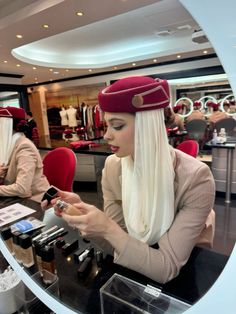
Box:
176;140;199;158
43;147;77;191
213;117;236;135
185;119;207;141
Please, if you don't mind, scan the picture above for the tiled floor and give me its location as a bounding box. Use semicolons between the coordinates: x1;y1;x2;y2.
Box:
74;181;236;258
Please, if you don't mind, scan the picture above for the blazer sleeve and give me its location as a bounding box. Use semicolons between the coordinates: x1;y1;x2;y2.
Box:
0;143;38;198
111;162;215;283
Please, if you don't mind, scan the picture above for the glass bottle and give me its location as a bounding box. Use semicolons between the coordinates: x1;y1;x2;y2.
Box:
56;199;79;216
1;227;14;254
12;231;22;263
41;245;57;283
19;234;34;268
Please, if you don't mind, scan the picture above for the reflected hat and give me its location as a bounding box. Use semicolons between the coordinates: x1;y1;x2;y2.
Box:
193;101;201;108
0;107;26;119
173;104;183;113
207;101;219;109
98;76;170;113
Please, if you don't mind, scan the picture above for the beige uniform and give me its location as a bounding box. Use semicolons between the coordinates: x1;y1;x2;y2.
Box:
99;147;215;283
0;135;49;202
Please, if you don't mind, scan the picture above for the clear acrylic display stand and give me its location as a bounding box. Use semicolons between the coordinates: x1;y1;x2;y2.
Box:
100;273;191;314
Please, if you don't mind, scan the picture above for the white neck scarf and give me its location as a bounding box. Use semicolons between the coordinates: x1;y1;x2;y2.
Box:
121;109;175;245
0;118;21;165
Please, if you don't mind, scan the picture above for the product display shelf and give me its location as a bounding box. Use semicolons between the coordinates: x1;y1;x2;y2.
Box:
0;235;79;314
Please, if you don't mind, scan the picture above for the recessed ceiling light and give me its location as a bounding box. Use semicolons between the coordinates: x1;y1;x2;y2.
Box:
132;62;136;66
88;69;92;72
76;11;84;16
42;24;49;28
33;67;37;70
34;77;38;80
65;69;69;72
16;64;21;67
113;66;117;70
153;59;157;63
3;60;7;63
177;55;181;59
203;50;208;54
16;34;23;39
49;69;53;72
53;71;59;74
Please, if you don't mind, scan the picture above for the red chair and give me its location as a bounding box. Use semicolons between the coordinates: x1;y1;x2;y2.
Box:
176;140;199;158
43;147;77;191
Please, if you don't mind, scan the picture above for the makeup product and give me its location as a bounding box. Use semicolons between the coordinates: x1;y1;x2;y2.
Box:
41;245;57;279
34;243;43;275
78;246;94;262
55;199;80;216
12;231;22;263
41;186;59;204
19;234;34;268
61;238;79;256
38;228;68;245
32;225;58;243
77;257;92;279
1;227;14;254
95;250;104;268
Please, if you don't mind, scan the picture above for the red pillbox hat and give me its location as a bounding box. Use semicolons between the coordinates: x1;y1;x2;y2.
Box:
0;106;26;119
98;76;170;113
193;101;201;108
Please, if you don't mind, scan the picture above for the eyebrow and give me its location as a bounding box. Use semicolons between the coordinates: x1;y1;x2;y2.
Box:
107;118;125;123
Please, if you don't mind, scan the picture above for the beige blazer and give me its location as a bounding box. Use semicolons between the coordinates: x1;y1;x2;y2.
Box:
0;135;50;203
100;147;215;283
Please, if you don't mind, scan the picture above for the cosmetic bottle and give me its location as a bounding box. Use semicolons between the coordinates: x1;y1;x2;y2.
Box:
1;227;14;254
41;245;57;279
12;231;22;263
34;243;43;275
19;234;34;268
56;199;80;216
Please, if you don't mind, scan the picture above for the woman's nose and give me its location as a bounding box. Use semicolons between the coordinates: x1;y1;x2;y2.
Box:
104;128;112;141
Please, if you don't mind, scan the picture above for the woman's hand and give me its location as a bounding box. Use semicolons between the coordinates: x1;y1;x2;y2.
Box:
61;202;113;238
41;189;81;212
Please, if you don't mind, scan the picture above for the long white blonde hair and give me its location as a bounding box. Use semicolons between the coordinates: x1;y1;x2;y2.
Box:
121;109;174;245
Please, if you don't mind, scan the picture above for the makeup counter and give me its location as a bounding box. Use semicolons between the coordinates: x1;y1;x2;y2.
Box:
0;197;232;314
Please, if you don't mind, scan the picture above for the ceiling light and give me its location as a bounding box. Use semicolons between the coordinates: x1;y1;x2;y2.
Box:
203;50;208;54
132;62;136;66
65;69;69;72
33;67;37;70
113;66;117;70
53;71;59;74
88;69;92;72
3;60;7;63
34;77;38;80
153;59;157;63
177;55;181;59
50;79;53;81
43;24;49;28
16;64;21;67
16;34;23;39
76;11;84;16
49;69;53;72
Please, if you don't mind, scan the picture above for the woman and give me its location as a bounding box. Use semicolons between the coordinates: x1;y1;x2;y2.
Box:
51;76;215;283
0;106;49;202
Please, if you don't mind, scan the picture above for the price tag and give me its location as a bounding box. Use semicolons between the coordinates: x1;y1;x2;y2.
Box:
144;284;161;297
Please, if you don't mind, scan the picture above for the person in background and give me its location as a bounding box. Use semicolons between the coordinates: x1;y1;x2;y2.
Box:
169;104;185;131
207;101;229;126
0;107;49;202
185;101;205;123
26;111;37;140
48;76;215;283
